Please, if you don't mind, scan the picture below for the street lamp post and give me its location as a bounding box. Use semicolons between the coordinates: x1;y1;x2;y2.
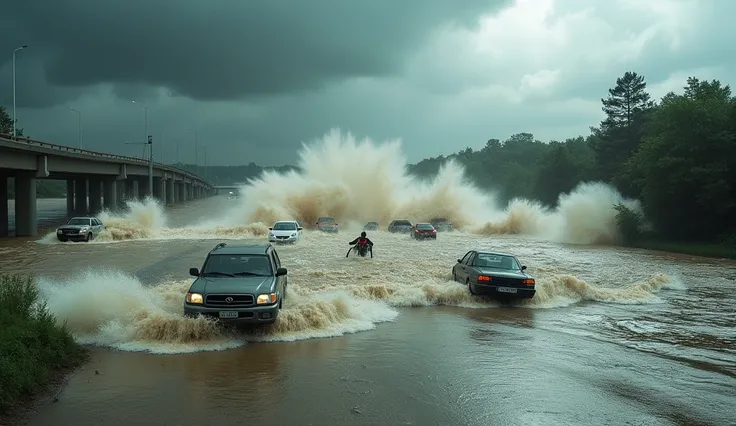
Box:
187;128;198;176
68;107;82;149
132;100;152;196
12;45;28;138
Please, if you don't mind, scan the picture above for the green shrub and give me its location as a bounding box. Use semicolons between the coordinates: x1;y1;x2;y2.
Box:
613;203;643;244
0;274;87;415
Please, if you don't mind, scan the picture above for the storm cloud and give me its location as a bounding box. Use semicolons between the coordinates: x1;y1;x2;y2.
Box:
0;0;505;106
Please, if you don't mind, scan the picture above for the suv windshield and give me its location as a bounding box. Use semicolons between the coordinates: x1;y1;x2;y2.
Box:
473;253;520;270
273;222;297;231
318;217;335;223
67;218;91;226
203;254;272;277
393;220;411;226
416;223;434;229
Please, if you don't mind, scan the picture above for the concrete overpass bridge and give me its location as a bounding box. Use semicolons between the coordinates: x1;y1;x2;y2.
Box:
0;133;215;237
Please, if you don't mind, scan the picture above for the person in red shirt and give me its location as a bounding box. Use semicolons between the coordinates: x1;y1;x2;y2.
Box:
347;231;374;257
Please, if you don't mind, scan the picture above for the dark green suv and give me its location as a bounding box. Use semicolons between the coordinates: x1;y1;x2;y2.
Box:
184;242;288;325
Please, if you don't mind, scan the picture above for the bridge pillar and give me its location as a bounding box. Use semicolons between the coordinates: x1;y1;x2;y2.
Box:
0;176;8;237
75;178;88;214
152;177;163;202
89;178;102;214
139;178;150;199
14;174;37;237
66;180;75;216
178;182;186;202
116;179;126;208
125;179;137;201
166;179;175;205
103;179;117;211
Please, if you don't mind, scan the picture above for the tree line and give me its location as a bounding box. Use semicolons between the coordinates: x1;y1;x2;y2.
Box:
407;72;736;252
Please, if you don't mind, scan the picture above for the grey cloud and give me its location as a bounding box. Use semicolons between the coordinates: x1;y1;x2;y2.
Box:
0;0;509;107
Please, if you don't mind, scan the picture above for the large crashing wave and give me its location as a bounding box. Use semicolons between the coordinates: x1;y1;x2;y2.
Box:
215;128;643;245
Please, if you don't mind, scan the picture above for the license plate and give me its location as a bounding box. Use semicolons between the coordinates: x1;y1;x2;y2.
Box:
218;311;239;319
497;287;518;294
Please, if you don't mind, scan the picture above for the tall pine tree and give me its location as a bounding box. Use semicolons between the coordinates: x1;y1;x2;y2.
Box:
590;72;655;194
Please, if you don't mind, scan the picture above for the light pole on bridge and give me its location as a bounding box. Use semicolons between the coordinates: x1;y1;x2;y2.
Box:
12;45;28;138
132;100;152;196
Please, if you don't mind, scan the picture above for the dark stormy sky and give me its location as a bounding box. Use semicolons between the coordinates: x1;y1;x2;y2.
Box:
1;0;734;166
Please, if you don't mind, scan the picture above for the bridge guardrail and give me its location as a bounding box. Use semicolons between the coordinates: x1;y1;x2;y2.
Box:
0;132;210;185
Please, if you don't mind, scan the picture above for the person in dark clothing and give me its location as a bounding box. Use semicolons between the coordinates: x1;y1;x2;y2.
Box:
347;231;374;257
349;231;373;247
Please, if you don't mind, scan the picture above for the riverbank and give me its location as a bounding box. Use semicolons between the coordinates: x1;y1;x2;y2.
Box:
0;274;88;423
631;239;736;260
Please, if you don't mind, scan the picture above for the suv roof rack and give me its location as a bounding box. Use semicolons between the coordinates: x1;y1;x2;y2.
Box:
210;242;227;252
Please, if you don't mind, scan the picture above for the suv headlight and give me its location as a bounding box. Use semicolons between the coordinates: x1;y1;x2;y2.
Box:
257;293;277;304
186;292;204;304
290;233;296;237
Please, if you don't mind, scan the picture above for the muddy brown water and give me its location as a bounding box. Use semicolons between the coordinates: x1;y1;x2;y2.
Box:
1;197;734;426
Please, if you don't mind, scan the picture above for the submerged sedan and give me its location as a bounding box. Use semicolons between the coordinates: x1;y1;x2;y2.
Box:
451;250;536;299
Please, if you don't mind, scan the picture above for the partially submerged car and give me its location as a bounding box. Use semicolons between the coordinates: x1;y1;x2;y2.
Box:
451;250;535;299
56;216;105;242
184;243;288;325
363;221;379;231
411;223;437;240
387;219;412;233
227;191;237;200
430;217;454;232
268;220;303;244
316;216;338;233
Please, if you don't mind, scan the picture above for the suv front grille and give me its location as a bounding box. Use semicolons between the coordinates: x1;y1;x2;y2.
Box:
205;294;255;306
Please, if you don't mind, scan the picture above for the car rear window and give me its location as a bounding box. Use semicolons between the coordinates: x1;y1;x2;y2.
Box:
416;223;434;229
318;217;335;223
393;220;411;226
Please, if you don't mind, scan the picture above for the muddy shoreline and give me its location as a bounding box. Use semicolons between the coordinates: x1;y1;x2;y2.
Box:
0;349;89;426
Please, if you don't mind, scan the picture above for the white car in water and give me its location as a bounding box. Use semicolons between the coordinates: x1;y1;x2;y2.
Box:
227;191;237;200
268;220;303;244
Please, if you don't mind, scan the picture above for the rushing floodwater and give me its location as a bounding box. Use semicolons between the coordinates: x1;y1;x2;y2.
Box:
0;195;734;426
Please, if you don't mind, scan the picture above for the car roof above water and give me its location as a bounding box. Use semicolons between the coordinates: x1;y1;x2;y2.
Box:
475;250;516;258
210;243;272;256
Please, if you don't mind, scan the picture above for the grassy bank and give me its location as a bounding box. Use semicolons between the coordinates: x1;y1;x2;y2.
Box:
631;240;736;260
0;274;88;416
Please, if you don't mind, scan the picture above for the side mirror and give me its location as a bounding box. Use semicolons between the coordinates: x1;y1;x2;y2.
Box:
521;265;527;270
268;227;273;230
189;267;200;277
297;227;303;231
457;259;462;263
276;267;288;276
335;223;338;226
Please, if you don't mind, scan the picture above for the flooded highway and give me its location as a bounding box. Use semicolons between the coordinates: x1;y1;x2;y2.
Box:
2;195;734;426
